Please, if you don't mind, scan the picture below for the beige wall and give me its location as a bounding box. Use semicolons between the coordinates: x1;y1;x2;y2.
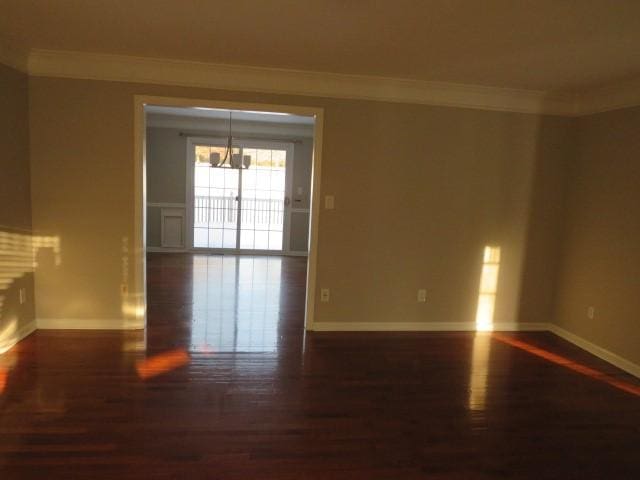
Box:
554;106;640;366
28;76;572;329
0;63;36;347
145;126;312;251
28;76;572;330
29;78;137;324
318;102;571;326
518;119;574;324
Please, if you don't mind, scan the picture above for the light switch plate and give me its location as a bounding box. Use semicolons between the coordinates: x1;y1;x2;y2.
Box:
417;289;427;303
320;288;330;302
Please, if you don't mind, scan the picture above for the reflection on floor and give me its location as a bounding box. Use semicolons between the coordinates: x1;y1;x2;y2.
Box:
0;253;639;478
191;256;282;352
146;254;307;353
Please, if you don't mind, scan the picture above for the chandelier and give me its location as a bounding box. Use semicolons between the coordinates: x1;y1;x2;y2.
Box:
209;111;251;169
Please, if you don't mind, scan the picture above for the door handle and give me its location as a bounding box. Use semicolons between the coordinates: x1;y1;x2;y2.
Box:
284;196;291;206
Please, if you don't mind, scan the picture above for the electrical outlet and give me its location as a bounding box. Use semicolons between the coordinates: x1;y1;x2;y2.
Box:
324;195;335;210
417;289;427;303
320;288;330;303
587;306;595;319
19;288;26;305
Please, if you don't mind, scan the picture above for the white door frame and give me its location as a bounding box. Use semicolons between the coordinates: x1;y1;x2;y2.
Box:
134;95;323;331
185;137;295;255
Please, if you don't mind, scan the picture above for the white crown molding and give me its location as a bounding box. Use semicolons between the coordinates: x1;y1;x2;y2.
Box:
28;48;581;116
573;78;640;116
21;48;640;117
0;42;29;73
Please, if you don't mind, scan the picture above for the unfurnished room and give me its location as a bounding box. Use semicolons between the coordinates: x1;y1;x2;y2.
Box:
0;2;639;479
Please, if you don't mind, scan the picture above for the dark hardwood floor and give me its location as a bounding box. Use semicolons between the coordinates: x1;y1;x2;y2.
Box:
0;253;638;479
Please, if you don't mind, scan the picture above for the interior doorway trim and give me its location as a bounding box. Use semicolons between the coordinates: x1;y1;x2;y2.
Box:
134;95;324;331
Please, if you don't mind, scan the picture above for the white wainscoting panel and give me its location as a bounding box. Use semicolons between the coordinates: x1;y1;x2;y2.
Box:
161;207;185;248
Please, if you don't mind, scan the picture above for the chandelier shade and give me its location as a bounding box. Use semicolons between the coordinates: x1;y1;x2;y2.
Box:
210;111;250;169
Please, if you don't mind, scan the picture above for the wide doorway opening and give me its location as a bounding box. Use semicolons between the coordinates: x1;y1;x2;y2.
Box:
137;99;322;340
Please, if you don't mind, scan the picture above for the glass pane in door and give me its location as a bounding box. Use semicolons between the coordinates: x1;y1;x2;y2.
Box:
193;145;240;249
240;147;286;251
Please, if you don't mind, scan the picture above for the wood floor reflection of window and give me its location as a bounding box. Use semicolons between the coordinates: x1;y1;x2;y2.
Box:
190;256;281;352
468;333;491;412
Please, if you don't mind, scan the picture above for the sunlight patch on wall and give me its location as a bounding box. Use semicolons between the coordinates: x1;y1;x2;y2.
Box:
475;246;501;332
0;230;61;352
119;236;146;330
121;292;146;330
121;301;146;319
0;230;61;298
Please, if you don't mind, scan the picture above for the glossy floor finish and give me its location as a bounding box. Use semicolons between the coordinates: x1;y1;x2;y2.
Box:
147;254;306;353
0;253;638;479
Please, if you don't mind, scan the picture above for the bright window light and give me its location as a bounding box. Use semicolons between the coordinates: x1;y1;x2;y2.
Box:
475;246;501;332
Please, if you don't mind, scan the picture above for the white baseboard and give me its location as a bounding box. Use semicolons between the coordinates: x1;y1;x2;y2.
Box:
310;321;638;378
17;317;640;379
37;318;143;330
312;321;472;331
310;321;549;332
492;322;549;331
0;320;36;354
285;251;309;257
147;246;188;253
548;324;640;378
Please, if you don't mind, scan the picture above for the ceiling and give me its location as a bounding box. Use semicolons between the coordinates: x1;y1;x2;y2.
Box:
1;0;640;92
145;106;314;125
